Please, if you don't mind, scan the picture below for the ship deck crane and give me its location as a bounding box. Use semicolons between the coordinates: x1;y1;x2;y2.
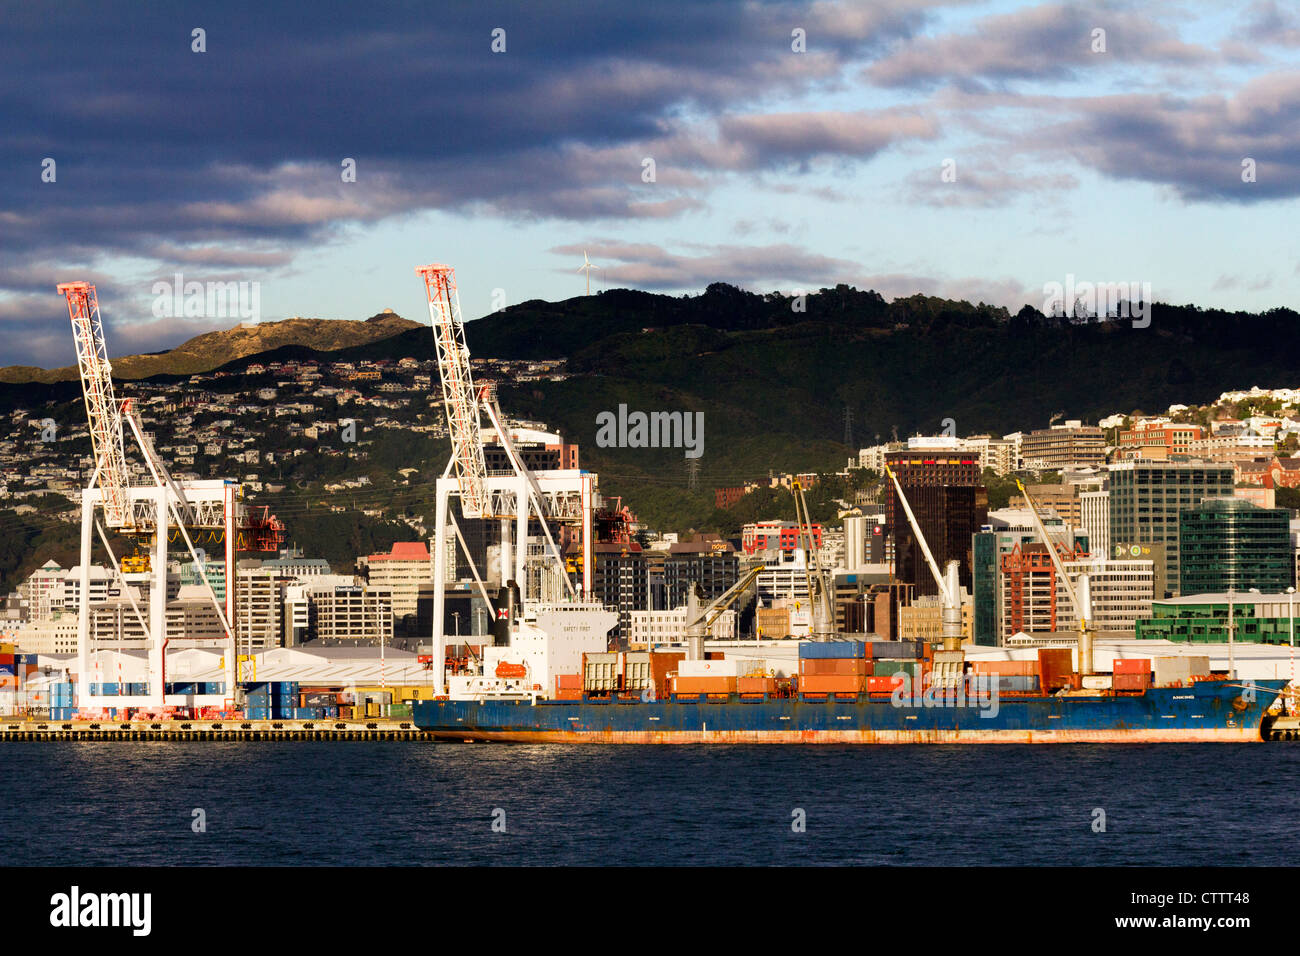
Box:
1015;479;1093;676
791;479;835;639
681;564;765;658
883;464;963;651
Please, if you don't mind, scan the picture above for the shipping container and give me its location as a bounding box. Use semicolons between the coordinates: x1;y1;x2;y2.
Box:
798;640;867;660
1113;658;1151;675
678;658;743;678
867;674;904;694
1153;656;1211;687
737;676;778;695
799;675;865;695
970;660;1037;676
1112;673;1151;691
799;658;871;677
583;652;620;692
673;676;737;695
1080;675;1112;690
1037;648;1073;692
870;640;924;660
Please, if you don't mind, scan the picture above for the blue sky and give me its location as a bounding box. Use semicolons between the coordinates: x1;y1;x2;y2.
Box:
1;0;1297;366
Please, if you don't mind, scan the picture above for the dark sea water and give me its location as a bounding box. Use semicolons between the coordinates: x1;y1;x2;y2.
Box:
3;742;1298;866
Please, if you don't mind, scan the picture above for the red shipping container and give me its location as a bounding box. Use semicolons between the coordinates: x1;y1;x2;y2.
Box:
1114;658;1151;675
1112;673;1151;691
867;674;904;693
555;673;582;689
554;689;583;700
1038;648;1073;691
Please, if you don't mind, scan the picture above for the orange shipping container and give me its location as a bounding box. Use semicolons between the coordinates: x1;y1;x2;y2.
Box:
800;658;871;677
738;676;777;695
555;673;582;690
867;675;903;694
971;660;1036;676
673;676;737;695
800;675;865;694
1113;658;1151;675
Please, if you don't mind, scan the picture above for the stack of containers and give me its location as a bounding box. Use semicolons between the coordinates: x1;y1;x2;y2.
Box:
244;682;271;719
273;681;299;718
297;688;339;719
968;659;1040;695
0;647;15;716
1112;658;1152;692
50;680;77;720
799;641;871;696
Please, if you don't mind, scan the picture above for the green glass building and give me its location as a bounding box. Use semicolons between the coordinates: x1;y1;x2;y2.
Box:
1136;593;1300;645
1178;497;1291;594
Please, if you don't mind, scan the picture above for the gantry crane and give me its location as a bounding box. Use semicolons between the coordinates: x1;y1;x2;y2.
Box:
1016;479;1093;676
883;464;963;651
419;262;606;696
58;281;283;710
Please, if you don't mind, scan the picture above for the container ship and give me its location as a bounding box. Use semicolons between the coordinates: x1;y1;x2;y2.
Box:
413;638;1289;743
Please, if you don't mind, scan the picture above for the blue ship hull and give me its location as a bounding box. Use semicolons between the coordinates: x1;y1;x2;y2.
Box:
413;679;1288;743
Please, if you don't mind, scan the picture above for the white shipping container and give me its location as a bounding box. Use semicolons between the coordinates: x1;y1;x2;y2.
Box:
1081;675;1112;690
677;658;743;677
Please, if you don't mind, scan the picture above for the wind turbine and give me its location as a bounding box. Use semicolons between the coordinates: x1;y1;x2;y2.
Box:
578;250;601;296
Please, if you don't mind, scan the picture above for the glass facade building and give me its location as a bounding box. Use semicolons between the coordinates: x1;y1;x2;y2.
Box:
1178;497;1291;594
1108;461;1235;598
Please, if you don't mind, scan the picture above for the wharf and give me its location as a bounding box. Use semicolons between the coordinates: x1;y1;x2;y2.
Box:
0;718;424;741
1264;715;1300;741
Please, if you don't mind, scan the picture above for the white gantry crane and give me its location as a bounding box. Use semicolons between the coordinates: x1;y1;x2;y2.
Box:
1016;479;1094;676
58;282;282;713
418;262;605;697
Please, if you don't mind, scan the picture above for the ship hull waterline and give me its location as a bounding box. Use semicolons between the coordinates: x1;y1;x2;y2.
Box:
413;679;1287;745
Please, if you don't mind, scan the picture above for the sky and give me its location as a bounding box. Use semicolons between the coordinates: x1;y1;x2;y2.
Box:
1;0;1297;367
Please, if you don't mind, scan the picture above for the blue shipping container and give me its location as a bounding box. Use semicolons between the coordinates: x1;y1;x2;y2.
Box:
799;641;867;660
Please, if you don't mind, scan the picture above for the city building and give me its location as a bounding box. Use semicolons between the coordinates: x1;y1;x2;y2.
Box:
1136;592;1300;644
591;542;647;647
360;541;432;632
1115;422;1203;460
1178;497;1291;595
1108;460;1235;598
302;584;394;644
663;534;739;609
1080;488;1110;557
741;521;822;555
627;606;737;646
1020;421;1106;469
884;449;987;597
898;590;973;642
1056;557;1155;635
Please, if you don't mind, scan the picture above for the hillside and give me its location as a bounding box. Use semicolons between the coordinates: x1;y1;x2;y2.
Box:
0;311;420;384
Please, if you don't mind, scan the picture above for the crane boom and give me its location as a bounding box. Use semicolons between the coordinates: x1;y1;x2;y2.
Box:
1015;478;1093;675
791;480;835;638
417;264;489;519
884;464;950;604
58;282;131;529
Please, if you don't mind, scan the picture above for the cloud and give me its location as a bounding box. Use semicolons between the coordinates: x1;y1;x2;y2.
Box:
867;3;1214;89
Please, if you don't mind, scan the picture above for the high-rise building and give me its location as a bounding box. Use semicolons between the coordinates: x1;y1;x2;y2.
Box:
972;509;1084;646
360;541;432;632
1108;461;1235;598
1020;421;1106;469
885;450;987;597
1080;489;1110;557
1056;558;1154;634
1178;497;1291;594
591;542;647;647
1115;422;1203;460
663;535;738;609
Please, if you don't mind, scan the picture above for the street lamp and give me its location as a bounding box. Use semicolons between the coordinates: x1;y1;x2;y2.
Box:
1288;586;1296;714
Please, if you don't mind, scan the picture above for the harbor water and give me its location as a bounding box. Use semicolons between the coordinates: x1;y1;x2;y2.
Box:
3;742;1297;866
